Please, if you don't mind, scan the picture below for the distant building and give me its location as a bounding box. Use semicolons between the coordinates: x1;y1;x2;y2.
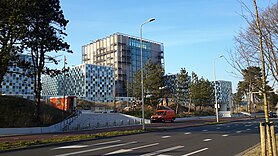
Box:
0;54;34;100
211;80;233;112
42;64;114;103
82;32;164;97
164;74;177;96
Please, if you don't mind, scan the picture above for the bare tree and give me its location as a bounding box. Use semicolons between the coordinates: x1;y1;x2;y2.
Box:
229;2;278;84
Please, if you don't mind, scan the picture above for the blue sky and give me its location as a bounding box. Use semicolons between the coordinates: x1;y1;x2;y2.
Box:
59;0;273;93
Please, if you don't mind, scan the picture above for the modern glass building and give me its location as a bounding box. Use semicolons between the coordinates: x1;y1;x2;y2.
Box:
42;64;114;102
0;54;34;100
211;80;233;111
82;32;164;97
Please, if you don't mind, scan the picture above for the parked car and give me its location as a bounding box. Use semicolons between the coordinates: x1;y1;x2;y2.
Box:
269;111;277;118
151;109;176;123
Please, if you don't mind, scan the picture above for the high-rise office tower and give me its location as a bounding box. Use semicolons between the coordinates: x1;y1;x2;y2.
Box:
82;32;164;97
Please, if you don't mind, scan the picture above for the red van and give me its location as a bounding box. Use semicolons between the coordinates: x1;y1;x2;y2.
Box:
151;109;176;123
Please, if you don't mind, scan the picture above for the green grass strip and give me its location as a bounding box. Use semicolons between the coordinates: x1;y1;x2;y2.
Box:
0;129;145;151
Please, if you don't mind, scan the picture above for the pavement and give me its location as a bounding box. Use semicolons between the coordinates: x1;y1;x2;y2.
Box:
0;115;253;143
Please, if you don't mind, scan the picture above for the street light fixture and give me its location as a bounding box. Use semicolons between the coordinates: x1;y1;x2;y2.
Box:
140;18;155;130
214;55;223;123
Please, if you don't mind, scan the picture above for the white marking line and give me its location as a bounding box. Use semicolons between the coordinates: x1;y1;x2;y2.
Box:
222;134;229;137
93;140;121;146
184;132;191;135
236;131;242;133
162;136;171;139
51;140;121;150
182;147;209;156
54;141;137;156
104;143;159;155
141;145;184;156
203;139;212;142
216;127;221;130
202;130;208;132
52;145;89;150
246;129;251;131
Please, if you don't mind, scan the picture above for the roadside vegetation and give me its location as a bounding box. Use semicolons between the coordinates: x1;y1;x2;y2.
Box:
0;95;70;127
0;130;144;151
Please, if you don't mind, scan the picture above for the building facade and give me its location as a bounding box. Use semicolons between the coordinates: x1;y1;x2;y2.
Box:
211;80;233;111
42;64;114;102
82;32;164;97
0;54;34;100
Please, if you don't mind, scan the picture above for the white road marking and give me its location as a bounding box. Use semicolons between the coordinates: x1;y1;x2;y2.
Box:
226;126;230;128
104;143;159;155
246;129;251;131
203;139;212;142
51;140;121;150
222;134;229;137
184;132;191;135
52;145;89;150
93;140;121;146
162;136;171;139
236;131;242;133
202;130;208;132
141;145;184;156
216;127;221;129
182;147;209;156
54;141;137;156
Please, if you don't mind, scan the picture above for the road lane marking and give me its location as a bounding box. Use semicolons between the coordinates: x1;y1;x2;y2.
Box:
52;145;89;150
54;141;137;156
141;145;184;156
202;130;208;132
104;143;159;155
162;136;171;139
184;132;191;135
51;140;121;150
246;129;251;131
203;139;212;142
222;134;229;137
226;126;230;128
93;140;121;146
216;127;221;129
236;131;242;133
182;147;208;156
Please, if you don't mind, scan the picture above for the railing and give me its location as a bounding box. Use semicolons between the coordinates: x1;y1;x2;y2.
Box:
61;110;81;131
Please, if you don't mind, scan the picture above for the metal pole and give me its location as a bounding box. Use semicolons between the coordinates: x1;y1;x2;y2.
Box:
214;59;219;122
140;24;145;130
140;18;155;130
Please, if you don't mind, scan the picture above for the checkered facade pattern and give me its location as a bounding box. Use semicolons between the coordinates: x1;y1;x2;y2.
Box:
0;54;34;100
211;80;232;111
42;64;114;102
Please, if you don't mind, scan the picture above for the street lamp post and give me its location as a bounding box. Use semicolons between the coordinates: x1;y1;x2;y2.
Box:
214;55;223;123
140;18;155;130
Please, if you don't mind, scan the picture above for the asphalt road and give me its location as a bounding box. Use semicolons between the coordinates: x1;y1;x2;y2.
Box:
1;119;263;156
